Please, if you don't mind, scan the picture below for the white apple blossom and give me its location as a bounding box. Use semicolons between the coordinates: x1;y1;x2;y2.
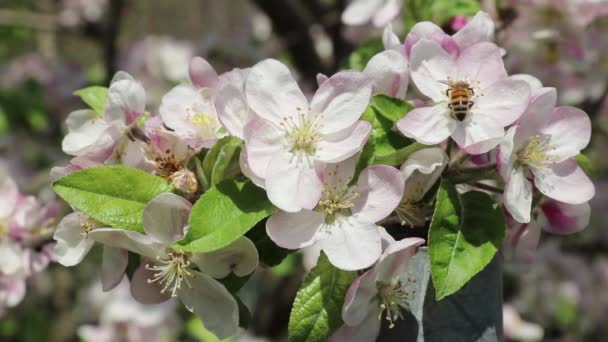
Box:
243;59;372;212
397;39;531;154
498;85;594;223
266;156;404;270
342;0;403;28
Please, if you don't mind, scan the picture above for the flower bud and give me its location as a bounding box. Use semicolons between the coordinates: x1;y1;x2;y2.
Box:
170;169;198;195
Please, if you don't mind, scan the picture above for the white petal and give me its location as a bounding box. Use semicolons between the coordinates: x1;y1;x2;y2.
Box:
101;246;127;291
471;78;531;127
497;126;517;181
409;39;453;102
266;210;325;249
215;83;251;139
245;59;307;124
382;23;402;52
372;0;402;28
191;236;259;279
375;237;425;282
320;217;382;270
455;42;506;91
143;193;191;245
541;106;592;162
341;0;383;25
401;147;447;201
189;56;218;89
265;152;323;212
62;110;112;156
363;50;409;99
396;104;456;145
88;228;166;259
504;167;533;223
316;121;371;163
0;174;18;219
178;272;239;340
532;159;594;204
332;310;382;342
452;11;495;50
354;165;405;223
130;260;171;304
242;118;285;179
451;115;505;154
341;269;378;326
53;212;95;267
105;75;146;124
311;71;372;134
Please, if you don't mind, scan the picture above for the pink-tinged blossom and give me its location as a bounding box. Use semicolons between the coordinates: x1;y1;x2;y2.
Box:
215;68;253;139
504;198;590;263
266;157;404;270
159;57;226;148
383;11;497;60
362;50;409;99
332;233;425;341
498;85;594;223
61;71;146;158
395;147;447;227
88;193;258;339
243;59;372;212
341;0;403;28
397;39;530;154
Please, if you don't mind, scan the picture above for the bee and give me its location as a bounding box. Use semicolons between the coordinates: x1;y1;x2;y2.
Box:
443;80;475;121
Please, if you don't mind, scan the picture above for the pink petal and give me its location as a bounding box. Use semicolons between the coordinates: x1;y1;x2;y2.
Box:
320;217;382;270
532;159;595;204
541;106;592;162
540;200;590;235
371;0;402;28
245;59;308;125
88;228;165;259
105;73;146;124
266;210;325;249
353;165;404;223
189;56;218;89
0;175;18;219
143;193;191;245
383;24;402;52
215;83;250;139
396;104;456;145
404;22;449;58
130;260;170;304
451;118;504;155
316;121;371;163
316;73;329;87
514;87;557;142
101;245;127;292
265;152;324;212
341;269;378;326
409;39;453;102
472;78;531;127
452;11;495;50
310;71;372;134
363;50;409;99
375;237;425;282
456;42;506;91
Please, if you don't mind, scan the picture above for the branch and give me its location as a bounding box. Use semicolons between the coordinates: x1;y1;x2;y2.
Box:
103;0;126;84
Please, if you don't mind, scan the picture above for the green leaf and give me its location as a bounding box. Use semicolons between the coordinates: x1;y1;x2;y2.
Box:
186;317;229;342
288;252;357;342
73;86;108;114
430;0;480;25
178;180;276;253
575;153;597;176
344;38;384;71
201;136;243;190
53;166;174;232
246;220;292;267
428;180;506;300
370;94;413;123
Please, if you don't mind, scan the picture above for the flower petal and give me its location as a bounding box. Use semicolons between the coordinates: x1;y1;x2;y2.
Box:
332;311;382;342
242;118;284;179
316;121;371;163
452;11;495;50
383;23;402;52
541;106;592;162
101;245;127;292
371;0;402;28
143;193;191;245
514;87;557;142
53;212;95;267
456;42;506;90
375;237;425;282
130;260;170;304
401;147;447;201
451;115;505;154
189;56;218;89
266;210;325;249
88;228;165;259
215;83;251;139
341;0;383;25
472;78;531;127
62;109;111;156
497;126;517;181
504;166;533;223
396;104;456;145
363;50;409;99
265;152;324;212
409;39;453;102
405;22;450;58
540;200;590;235
245;59;307;125
532;159;595;204
320;217;382;270
178;271;238;340
239;147;265;188
191;236;259;279
311;71;372;134
105;73;146;125
341;269;378;326
353;165;404;223
0;174;18;219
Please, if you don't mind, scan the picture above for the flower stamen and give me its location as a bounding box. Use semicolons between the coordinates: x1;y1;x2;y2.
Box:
146;252;194;298
517;134;556;169
376;277;416;329
281;108;322;156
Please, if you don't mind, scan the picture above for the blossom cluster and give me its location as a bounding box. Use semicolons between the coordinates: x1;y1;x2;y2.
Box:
0;168;59;317
45;10;595;340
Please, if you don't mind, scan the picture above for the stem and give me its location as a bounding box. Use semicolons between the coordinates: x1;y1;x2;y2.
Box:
471;182;503;194
445;163;498;184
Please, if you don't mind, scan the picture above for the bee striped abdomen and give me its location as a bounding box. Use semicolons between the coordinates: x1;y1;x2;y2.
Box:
446;82;474;121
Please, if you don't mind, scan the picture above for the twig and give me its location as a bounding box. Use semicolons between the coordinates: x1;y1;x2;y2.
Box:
471;182;503;194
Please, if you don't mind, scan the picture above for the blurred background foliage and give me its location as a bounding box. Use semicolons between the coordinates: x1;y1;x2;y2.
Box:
0;0;607;341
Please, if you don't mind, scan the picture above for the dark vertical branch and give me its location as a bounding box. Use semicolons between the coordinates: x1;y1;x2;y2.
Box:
103;0;126;83
251;0;328;84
